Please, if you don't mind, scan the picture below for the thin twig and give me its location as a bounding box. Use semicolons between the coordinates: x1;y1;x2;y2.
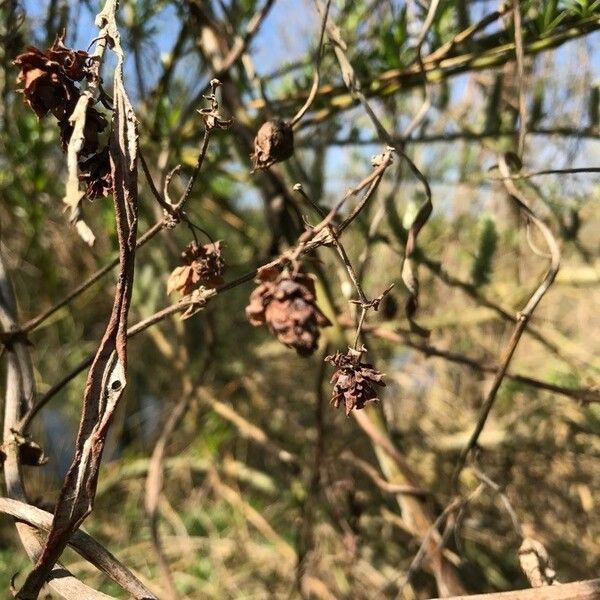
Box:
314;0;433;336
289;0;331;128
22;221;164;334
489;166;600;180
336;316;599;404
340;452;430;497
451;154;560;489
513;0;527;158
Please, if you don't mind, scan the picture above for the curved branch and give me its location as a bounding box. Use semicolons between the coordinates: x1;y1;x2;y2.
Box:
0;498;156;600
1;247;120;599
437;578;600;600
452;154;561;487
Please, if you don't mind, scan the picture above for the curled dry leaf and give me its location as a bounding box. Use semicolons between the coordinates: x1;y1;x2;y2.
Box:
325;347;385;415
246;267;330;356
167;241;226;296
251;119;294;171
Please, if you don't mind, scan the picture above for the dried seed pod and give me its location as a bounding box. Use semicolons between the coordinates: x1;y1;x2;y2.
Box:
167;241;226;296
45;33;90;82
14;35;108;157
251;119;294;170
14;48;80;119
246;267;330;356
79;147;113;200
325;348;385;415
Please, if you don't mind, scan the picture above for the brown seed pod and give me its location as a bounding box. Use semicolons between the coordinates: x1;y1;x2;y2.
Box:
167;241;226;296
13;34;90;120
246;267;330;356
14;35;108;158
325;348;385;415
250;119;294;171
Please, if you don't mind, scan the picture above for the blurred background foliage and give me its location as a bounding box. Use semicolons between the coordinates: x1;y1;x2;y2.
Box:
0;0;599;598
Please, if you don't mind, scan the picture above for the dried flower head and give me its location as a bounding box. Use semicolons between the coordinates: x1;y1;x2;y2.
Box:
79;147;113;200
251;119;294;170
45;33;90;81
14;33;90;120
246;267;330;356
14;34;109;162
325;348;385;415
167;241;226;296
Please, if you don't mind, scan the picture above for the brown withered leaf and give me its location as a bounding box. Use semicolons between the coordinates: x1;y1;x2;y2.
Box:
255;261;282;282
246;267;330;356
14;55;80;119
325;348;385;415
167;265;194;296
14;34;108;160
